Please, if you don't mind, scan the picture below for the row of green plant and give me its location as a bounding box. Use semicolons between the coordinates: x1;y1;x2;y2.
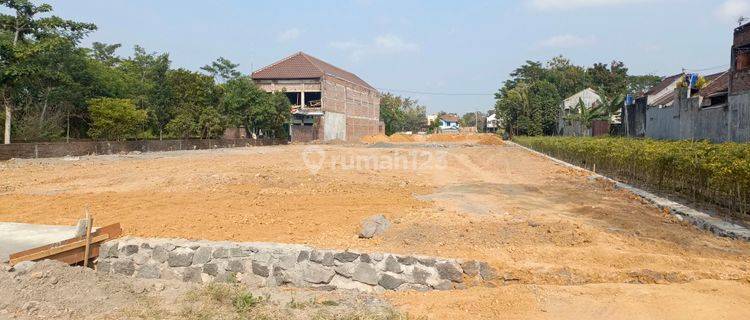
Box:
514;136;750;216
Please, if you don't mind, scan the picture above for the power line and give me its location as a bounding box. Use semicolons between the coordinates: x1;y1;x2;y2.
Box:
684;64;729;72
377;87;495;96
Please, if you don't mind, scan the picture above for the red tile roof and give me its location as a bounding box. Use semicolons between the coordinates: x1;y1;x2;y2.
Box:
645;73;682;96
251;52;376;91
699;71;729;98
440;114;459;122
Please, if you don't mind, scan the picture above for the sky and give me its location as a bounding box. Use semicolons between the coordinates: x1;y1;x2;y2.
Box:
39;0;750;114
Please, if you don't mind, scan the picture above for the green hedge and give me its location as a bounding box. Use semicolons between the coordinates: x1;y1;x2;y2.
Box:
514;136;750;216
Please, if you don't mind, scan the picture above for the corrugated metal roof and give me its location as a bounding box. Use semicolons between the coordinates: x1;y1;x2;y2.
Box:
251;52;376;91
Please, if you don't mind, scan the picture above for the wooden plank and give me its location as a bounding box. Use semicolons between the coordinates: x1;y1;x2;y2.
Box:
9;223;121;260
8;223;122;266
82;213;94;267
9;234;109;265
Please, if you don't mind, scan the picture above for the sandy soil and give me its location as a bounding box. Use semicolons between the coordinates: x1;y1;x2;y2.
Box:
1;139;749;319
0;260;397;319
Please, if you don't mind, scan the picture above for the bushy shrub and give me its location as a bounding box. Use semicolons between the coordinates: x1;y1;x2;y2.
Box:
87;98;147;141
514;136;750;216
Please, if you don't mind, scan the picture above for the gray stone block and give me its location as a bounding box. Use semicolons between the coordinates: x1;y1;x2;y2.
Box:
334;263;355;278
184;267;202;283
132;252;149;265
96;260;111;274
136;263;160;279
436;262;463;282
303;263;335;284
418;257;436;266
479;262;498;281
99;244;110;259
359;254;371;263
152;245;169;263
412;266;430;286
203;263;219;276
334;251;360;263
252;261;270;277
322;252;334;266
277;253;297;270
359;214;390;238
352;263;379;285
168;248;194;267
371;253;384;261
310;250;325;263
379;273;405;290
192;247;212;265
227;259;244;273
212;248;230;259
113;259;135;276
230;247;249;257
107;243;119;258
461;261;480;277
119;244;139;256
297;250;310;262
397;256;417;265
384;256;402;273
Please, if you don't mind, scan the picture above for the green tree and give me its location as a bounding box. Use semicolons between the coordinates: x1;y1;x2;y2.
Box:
379;93;406;135
587;61;628;100
87;98;147;140
221;76;266;129
0;0;95;144
90;42;121;67
378;93;425;134
627;75;662;95
202;57;241;83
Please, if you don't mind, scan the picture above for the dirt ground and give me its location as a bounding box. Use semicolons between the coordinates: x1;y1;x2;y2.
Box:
1;136;750;319
0;260;398;319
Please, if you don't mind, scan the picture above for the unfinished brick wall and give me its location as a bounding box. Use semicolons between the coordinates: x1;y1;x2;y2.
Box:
322;76;380;141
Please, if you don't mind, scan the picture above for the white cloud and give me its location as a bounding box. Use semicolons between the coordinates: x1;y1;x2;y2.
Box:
374;35;419;53
277;28;301;42
330;34;419;61
715;0;750;24
529;0;651;10
538;34;597;48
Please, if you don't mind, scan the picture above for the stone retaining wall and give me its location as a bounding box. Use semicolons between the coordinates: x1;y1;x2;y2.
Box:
97;237;498;292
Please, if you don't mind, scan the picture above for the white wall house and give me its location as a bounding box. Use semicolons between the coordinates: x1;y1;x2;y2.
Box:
439;114;460;132
486;113;500;132
559;88;602;136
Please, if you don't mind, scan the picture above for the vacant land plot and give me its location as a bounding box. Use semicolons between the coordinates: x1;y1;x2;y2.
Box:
1;138;749;319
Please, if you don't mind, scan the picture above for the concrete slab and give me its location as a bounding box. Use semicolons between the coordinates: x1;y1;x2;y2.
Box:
0;222;80;263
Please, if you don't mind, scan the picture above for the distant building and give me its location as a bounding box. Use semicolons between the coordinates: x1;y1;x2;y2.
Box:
621;21;749;142
251;52;381;142
438;114;460;133
558;88;603;136
486;113;499;133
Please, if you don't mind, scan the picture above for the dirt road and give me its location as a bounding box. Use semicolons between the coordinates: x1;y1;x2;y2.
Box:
1;140;749;319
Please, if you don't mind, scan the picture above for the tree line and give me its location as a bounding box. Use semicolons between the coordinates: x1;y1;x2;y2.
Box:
1;0;289;144
494;56;661;136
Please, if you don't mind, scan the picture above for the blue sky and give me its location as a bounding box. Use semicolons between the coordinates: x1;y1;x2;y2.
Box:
44;0;749;114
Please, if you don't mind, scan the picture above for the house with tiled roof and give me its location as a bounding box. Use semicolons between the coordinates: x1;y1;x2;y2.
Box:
251;52;381;142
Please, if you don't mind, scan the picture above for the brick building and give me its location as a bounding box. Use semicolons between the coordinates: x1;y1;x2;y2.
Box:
251;52;381;142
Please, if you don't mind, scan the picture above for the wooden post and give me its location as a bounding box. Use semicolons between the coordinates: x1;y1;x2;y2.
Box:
82;211;94;268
